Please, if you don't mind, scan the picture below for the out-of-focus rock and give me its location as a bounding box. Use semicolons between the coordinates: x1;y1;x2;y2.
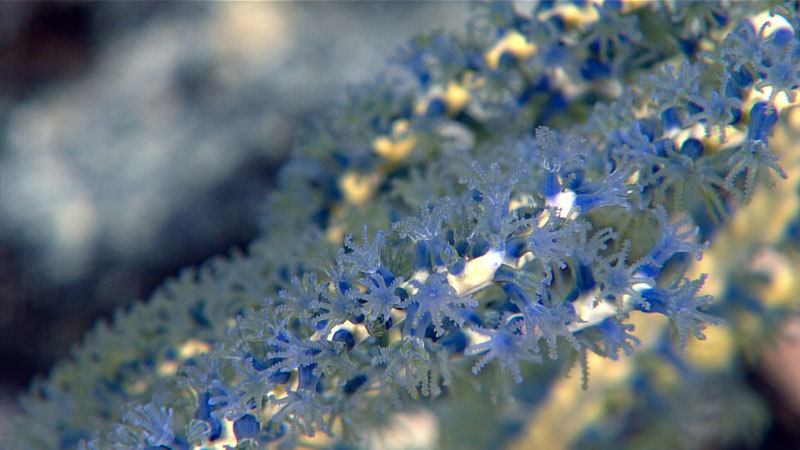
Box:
0;1;468;390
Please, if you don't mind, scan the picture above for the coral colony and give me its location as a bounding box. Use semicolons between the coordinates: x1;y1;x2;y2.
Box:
12;1;800;449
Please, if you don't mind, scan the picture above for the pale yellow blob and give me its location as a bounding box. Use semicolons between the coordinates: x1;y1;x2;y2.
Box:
485;31;537;70
156;338;211;378
443;82;471;115
213;3;289;62
179;339;212;359
372;120;417;162
685;324;735;370
749;248;796;306
339;171;382;207
538;2;600;29
509;351;633;450
414;81;473;117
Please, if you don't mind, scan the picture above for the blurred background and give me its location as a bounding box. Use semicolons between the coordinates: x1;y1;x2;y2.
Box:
0;1;468;439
